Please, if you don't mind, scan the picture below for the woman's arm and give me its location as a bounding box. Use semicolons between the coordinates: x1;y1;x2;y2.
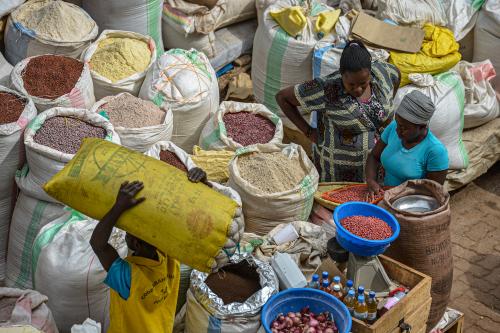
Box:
365;140;387;199
426;170;448;185
276;86;317;143
392;67;401;98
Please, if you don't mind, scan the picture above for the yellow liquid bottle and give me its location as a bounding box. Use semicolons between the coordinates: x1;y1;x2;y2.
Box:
367;291;378;324
343;290;356;315
354;295;368;322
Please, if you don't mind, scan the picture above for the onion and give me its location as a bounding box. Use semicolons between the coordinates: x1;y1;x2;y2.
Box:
309;319;319;327
324;329;335;333
306;328;317;333
316;314;326;323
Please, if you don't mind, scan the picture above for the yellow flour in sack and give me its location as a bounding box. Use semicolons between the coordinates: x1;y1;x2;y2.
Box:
89;37;151;83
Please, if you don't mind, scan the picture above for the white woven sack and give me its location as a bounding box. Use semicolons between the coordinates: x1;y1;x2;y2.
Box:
139;48;219;153
453;60;499;129
82;0;164;55
146;140;245;269
82;30;157;100
473;0;500;93
252;0;335;129
11;55;96;112
4;0;98;66
227;143;319;235
0;52;13;86
0;87;37;284
5;192;65;289
162;26;216;58
17;108;120;203
394;72;469;170
33;211;127;333
91;93;173;152
0;0;24;17
199;101;284;151
376;0;447;28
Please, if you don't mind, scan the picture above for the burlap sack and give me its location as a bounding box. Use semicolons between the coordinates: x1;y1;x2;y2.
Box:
379;179;452;330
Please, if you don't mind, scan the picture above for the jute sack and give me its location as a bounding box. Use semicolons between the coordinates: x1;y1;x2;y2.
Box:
4;0;98;66
139;48;219;152
82;0;164;56
0;87;36;284
91;93;173;152
82;30;157;100
17;108;120;203
227;143;319;235
5;192;65;289
33;210;128;333
11;56;96;112
199;101;284;151
379;179;452;329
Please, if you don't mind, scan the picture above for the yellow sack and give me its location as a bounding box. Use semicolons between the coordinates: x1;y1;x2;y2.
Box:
191;146;234;183
390;24;462;86
270;6;307;37
43;139;238;272
315;9;341;37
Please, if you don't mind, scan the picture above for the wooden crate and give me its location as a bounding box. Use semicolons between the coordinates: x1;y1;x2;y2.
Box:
316;255;432;333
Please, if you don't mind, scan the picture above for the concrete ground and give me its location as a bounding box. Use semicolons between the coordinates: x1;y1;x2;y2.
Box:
448;162;500;332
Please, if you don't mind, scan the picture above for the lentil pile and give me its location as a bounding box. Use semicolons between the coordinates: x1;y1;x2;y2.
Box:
22;55;84;99
222;112;276;146
341;216;393;240
322;185;385;204
205;261;261;304
0;92;25;125
101;94;165;128
90;37;151;82
237;152;306;193
159;150;187;172
33;116;106;154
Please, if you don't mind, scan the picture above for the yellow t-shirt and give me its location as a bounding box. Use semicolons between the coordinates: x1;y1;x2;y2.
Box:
106;252;180;333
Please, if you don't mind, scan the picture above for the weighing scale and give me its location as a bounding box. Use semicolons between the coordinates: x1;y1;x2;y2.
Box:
330;202;401;297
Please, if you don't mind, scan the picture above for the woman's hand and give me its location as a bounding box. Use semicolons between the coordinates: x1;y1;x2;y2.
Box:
114;181;145;213
366;179;384;202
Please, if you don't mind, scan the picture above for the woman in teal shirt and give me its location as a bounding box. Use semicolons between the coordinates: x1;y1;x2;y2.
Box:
366;90;449;198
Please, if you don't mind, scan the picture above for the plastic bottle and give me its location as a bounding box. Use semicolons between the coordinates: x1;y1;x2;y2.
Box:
354;295;368;322
367;291;378;324
343;290;356;315
321;271;330;287
379;291;406;316
358;285;365;297
308;274;320;289
333;276;342;289
320;281;332;294
331;284;343;299
344;279;354;295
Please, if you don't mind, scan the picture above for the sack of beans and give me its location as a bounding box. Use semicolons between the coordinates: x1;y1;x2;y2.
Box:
33;210;128;333
140;48;219;152
43;139;244;273
4;0;98;65
91;93;173;152
5;192;65;289
82;30;157;100
0;87;36;284
16;108;119;203
185;253;278;333
82;0;164;56
227;143;319;235
11;54;96;112
199;101;284;151
379;179;452;329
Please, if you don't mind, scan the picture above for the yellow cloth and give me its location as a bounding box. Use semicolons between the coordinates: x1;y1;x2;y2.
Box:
43;139;238;272
390;24;461;86
191;146;234;183
315;9;341;37
108;253;180;333
270;6;307;37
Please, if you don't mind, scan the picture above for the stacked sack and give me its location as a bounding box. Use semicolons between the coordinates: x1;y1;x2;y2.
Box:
162;0;257;70
0;87;36;284
4;0;98;65
140;48;219;152
252;0;336;129
6;108;119;289
82;0;164;55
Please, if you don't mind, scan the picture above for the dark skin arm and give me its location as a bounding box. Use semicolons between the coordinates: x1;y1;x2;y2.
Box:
365;140;387;200
426;170;448;185
90;181;145;271
275;86;318;143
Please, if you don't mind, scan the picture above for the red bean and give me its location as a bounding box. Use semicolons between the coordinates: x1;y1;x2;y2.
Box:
340;216;392;240
322;185;383;204
223;112;276;146
159;150;187;172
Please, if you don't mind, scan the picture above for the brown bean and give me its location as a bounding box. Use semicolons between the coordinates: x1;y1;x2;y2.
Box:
223;112;276;146
322;185;384;204
0;92;25;125
340;215;393;240
159;150;187;172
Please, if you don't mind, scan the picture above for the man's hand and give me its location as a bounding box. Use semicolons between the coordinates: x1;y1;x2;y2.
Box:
188;167;207;183
114;181;146;213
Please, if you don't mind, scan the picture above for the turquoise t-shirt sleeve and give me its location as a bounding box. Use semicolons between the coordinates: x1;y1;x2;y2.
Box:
104;257;131;300
381;120;396;144
427;143;449;172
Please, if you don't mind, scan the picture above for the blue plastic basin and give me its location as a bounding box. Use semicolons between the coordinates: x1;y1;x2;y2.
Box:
333;202;400;256
261;288;352;333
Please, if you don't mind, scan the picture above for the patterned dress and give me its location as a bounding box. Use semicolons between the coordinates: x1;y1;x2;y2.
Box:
294;60;399;182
